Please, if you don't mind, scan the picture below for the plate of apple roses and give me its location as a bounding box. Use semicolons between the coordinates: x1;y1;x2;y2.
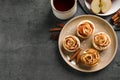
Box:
85;0;120;16
58;15;118;72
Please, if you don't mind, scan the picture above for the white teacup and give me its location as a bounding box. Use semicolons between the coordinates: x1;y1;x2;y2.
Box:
51;0;77;20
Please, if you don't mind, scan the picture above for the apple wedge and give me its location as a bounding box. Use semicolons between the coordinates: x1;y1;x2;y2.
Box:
91;0;112;14
101;0;112;13
91;0;101;14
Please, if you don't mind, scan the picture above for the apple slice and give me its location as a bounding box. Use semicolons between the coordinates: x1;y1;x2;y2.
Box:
101;0;112;13
91;0;101;14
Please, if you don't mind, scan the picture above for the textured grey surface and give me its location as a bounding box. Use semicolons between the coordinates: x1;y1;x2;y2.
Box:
0;0;120;80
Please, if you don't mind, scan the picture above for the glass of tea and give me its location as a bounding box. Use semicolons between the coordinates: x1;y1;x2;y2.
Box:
51;0;77;20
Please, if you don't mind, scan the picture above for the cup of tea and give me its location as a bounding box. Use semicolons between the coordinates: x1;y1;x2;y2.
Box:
51;0;77;20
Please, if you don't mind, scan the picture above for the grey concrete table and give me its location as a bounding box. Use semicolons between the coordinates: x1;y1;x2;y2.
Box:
0;0;120;80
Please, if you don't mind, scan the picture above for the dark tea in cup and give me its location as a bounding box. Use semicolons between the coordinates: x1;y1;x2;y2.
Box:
53;0;75;11
50;0;77;20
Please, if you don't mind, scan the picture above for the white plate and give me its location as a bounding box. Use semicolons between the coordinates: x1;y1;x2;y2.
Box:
85;0;120;16
58;15;118;72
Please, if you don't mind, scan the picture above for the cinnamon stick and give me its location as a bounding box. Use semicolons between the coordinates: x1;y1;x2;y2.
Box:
76;54;81;64
111;8;120;28
50;27;62;32
69;48;81;62
56;23;65;27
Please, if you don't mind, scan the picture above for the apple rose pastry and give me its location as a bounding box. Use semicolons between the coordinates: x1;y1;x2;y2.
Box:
93;32;111;51
63;35;80;52
80;48;100;67
77;20;95;39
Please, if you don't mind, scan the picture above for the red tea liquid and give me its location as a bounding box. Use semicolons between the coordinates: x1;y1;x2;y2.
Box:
53;0;75;11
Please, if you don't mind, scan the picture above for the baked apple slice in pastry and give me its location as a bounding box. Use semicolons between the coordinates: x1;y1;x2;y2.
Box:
92;32;111;51
79;48;100;67
77;20;95;39
63;35;80;52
